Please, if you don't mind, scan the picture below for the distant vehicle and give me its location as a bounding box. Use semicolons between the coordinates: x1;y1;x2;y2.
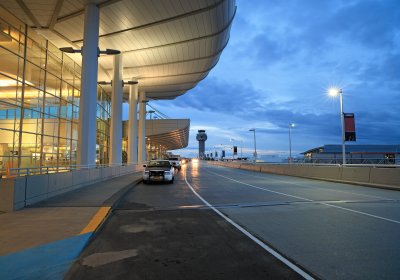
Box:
143;160;174;184
168;155;181;170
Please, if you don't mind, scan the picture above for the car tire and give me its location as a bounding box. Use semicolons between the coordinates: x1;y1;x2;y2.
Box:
143;180;148;184
169;178;174;184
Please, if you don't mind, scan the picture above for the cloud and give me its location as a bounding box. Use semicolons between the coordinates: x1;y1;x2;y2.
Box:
173;77;264;117
125;0;400;157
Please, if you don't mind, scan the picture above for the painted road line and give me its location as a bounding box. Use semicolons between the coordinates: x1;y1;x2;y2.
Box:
211;171;400;225
215;166;394;201
212;171;313;202
184;169;315;280
80;206;111;235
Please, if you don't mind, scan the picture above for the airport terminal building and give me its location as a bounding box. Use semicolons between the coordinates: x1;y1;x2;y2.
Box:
302;145;400;164
0;1;235;177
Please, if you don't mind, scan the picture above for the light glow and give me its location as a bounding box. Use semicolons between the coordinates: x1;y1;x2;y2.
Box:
328;87;341;97
0;80;17;87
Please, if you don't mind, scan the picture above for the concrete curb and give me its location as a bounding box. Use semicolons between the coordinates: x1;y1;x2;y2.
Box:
59;178;143;279
103;178;143;207
0;175;143;280
83;177;143;237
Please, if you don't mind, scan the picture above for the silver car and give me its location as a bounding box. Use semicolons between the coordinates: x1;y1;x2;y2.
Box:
143;160;174;184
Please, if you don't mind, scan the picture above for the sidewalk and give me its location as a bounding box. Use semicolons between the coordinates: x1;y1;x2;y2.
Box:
0;172;142;280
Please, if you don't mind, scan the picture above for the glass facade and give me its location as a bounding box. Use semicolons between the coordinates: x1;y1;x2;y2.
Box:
0;9;111;176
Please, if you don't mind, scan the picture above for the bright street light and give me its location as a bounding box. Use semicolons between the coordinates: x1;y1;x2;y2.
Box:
249;128;257;163
328;87;346;165
328;87;341;97
288;123;295;163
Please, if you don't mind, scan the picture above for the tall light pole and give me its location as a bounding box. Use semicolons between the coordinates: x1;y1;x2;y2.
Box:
249;128;257;162
288;123;295;163
328;88;346;165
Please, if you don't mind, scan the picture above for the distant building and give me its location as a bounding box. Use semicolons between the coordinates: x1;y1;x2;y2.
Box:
302;145;400;164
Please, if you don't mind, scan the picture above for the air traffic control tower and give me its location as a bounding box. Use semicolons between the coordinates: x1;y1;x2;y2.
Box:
196;130;207;159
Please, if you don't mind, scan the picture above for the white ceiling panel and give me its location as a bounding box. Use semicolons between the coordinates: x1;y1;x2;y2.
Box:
0;1;34;26
1;0;235;100
58;0;84;17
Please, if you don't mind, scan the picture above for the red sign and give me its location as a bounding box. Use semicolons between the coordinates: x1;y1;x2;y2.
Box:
344;113;356;141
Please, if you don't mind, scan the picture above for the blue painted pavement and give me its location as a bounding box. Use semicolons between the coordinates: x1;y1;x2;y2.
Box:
0;233;91;280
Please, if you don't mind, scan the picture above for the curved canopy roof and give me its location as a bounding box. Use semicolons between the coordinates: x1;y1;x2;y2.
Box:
123;119;190;150
145;119;190;150
1;0;236;100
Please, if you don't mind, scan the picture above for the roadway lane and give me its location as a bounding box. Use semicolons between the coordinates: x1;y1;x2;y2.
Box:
65;165;304;280
185;162;400;279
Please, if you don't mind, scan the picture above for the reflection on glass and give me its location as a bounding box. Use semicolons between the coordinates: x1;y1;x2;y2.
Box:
0;14;110;176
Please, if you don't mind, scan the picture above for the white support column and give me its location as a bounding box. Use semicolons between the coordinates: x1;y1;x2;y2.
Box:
138;92;146;163
77;3;99;167
127;79;138;164
110;54;123;165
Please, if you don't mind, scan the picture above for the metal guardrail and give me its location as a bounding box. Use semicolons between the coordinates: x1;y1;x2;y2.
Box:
4;163;144;177
211;158;400;168
297;158;398;165
259;162;400;168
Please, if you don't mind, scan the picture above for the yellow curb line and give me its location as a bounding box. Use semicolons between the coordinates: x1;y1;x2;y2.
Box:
80;206;111;235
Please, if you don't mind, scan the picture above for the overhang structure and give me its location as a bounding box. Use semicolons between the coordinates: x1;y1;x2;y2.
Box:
123;119;189;150
0;0;235;164
145;119;190;150
1;0;236;100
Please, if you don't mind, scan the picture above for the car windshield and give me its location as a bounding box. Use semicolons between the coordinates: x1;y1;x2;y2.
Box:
148;161;171;168
169;158;179;161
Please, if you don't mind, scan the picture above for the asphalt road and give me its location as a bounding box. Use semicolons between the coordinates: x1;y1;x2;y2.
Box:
66;161;400;279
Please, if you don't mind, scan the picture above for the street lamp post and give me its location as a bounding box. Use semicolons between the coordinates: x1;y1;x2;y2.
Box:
249;128;257;163
329;88;346;165
288;123;295;163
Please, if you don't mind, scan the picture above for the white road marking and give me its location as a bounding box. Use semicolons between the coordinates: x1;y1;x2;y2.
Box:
231;168;394;201
210;171;400;225
184;169;315;280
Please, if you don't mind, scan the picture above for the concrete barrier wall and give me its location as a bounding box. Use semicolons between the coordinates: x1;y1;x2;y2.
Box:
342;167;370;183
260;164;285;175
0;178;15;212
369;168;400;186
240;163;261;172
0;164;143;212
207;161;400;190
26;174;49;205
13;177;26;210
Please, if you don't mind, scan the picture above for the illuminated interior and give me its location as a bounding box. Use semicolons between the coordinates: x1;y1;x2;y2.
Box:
0;13;110;176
